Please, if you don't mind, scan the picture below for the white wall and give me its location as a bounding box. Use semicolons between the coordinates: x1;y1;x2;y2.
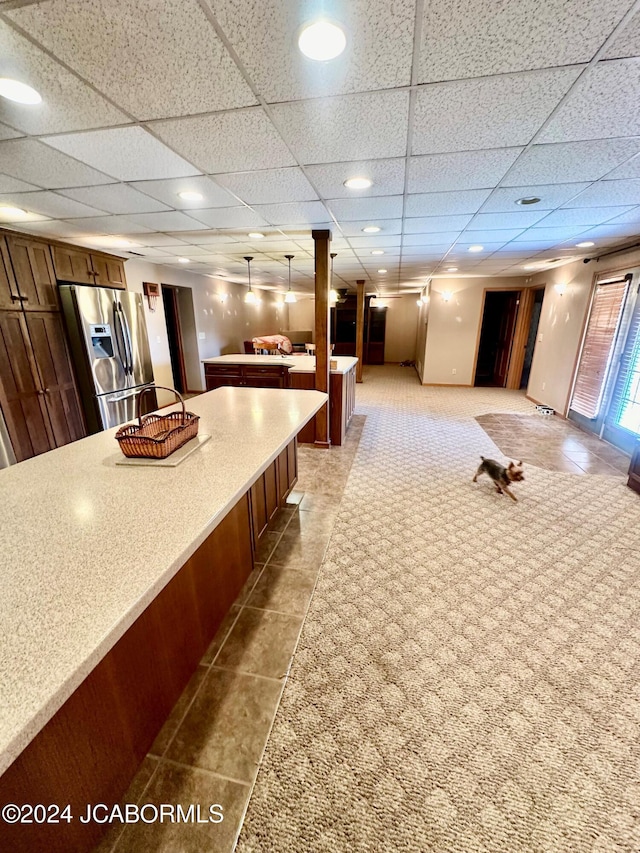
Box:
381;294;420;363
125;259;289;405
528;247;640;414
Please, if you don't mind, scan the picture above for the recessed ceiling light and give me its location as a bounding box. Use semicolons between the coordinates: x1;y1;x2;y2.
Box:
178;190;203;202
344;177;372;190
371;250;385;255
0;206;29;219
298;21;346;61
377;268;387;274
362;225;380;233
468;245;484;252
0;78;42;105
515;196;541;205
446;267;458;272
576;241;595;248
248;232;265;239
177;257;190;264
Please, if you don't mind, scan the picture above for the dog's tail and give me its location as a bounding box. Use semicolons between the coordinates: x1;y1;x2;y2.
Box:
480;455;485;461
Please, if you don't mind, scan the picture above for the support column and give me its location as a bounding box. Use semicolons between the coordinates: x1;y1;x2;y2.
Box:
312;229;331;448
356;279;365;383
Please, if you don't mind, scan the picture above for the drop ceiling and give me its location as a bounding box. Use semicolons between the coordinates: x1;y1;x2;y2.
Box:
0;0;639;295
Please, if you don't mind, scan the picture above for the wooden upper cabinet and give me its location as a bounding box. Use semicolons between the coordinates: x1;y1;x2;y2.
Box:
52;244;126;290
0;235;22;311
91;254;126;289
6;236;59;312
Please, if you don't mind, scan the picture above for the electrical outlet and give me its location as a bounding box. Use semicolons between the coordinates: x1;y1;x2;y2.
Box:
452;368;457;375
198;332;206;340
542;382;546;390
156;336;161;344
538;333;543;342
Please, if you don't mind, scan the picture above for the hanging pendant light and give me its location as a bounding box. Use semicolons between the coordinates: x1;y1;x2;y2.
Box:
244;256;257;304
284;254;297;303
329;252;338;303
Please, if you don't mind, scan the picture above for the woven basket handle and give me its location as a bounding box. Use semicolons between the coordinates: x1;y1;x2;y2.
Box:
136;384;186;426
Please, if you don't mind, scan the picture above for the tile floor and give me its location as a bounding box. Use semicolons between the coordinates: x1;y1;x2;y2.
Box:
93;416;365;853
476;412;631;476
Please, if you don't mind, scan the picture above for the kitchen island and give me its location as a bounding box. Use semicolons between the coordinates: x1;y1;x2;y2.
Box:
202;354;357;446
0;386;326;853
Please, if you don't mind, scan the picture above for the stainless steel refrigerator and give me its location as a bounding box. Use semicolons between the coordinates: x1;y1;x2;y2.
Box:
60;284;156;433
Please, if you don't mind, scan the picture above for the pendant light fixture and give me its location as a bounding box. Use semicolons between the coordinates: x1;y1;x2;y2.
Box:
244;256;257;304
284;254;297;303
329;252;338;303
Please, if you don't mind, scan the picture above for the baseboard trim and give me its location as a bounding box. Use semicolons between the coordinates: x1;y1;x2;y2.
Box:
421;382;473;387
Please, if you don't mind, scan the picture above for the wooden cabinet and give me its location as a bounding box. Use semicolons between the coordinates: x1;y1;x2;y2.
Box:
0;237;21;311
52;245;126;290
204;362;290;390
249;438;298;551
0;310;85;462
6;235;59;311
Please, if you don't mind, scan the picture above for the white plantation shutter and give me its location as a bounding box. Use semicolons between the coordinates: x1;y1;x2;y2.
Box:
570;274;631;419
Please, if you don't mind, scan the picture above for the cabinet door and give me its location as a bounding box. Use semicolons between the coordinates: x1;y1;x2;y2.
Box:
25;312;86;447
6;236;59;311
52;245;95;285
243;365;289;388
0;311;53;461
91;254;127;290
0;237;21;311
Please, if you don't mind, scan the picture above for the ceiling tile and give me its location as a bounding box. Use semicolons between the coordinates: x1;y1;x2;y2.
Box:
504;139;640;185
463;228;528;243
348;235;402;248
338;220;402;237
0;123;22;140
0;138;112;188
405;190;491;217
0;20;128;133
0;174;40;193
402;215;474;233
305;159;405;199
214;168;318;205
418;0;630;83
249;202;330;226
524;225;591;240
603;206;640;225
605;154;640;180
603;7;640;59
327;196;403;222
0;190;104;219
64;215;154;234
150;109;296;173
539;59;640;143
209;0;414;102
8;0;257;120
160;245;214;256
16;220;92;239
118;211;211;231
408;148;523;193
41;127;200;181
537;206;635;226
189;207;269;228
468;210;548;229
480;182;591;212
60;183;171;214
559;179;640;208
413;68;582;155
128;176;238;210
133;234;189;246
401;231;463;245
271;91;410;164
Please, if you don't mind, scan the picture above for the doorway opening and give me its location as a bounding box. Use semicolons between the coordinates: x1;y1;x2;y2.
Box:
474;290;521;387
161;284;199;395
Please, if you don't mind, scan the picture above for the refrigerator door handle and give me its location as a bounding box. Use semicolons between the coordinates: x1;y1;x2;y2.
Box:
119;302;135;377
112;301;130;376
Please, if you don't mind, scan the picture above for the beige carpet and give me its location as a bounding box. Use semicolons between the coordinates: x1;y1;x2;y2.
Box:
237;366;640;853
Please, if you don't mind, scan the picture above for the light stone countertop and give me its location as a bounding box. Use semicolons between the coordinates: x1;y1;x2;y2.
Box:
0;386;326;775
202;354;358;375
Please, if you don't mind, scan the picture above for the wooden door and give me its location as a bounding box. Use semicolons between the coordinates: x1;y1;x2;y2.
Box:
25;312;86;447
0;236;21;311
52;245;95;284
493;292;520;387
6;236;59;311
0;311;53;461
91;254;126;290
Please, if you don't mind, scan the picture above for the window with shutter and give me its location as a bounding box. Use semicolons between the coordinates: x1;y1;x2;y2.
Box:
569;274;631;419
614;301;640;434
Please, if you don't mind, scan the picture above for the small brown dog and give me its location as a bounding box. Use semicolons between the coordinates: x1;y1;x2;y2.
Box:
473;456;524;502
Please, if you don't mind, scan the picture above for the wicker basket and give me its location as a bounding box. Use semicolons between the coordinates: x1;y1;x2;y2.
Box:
115;385;200;459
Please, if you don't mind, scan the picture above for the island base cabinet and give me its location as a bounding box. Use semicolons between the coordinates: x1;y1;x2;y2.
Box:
0;494;253;853
250;438;298;550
